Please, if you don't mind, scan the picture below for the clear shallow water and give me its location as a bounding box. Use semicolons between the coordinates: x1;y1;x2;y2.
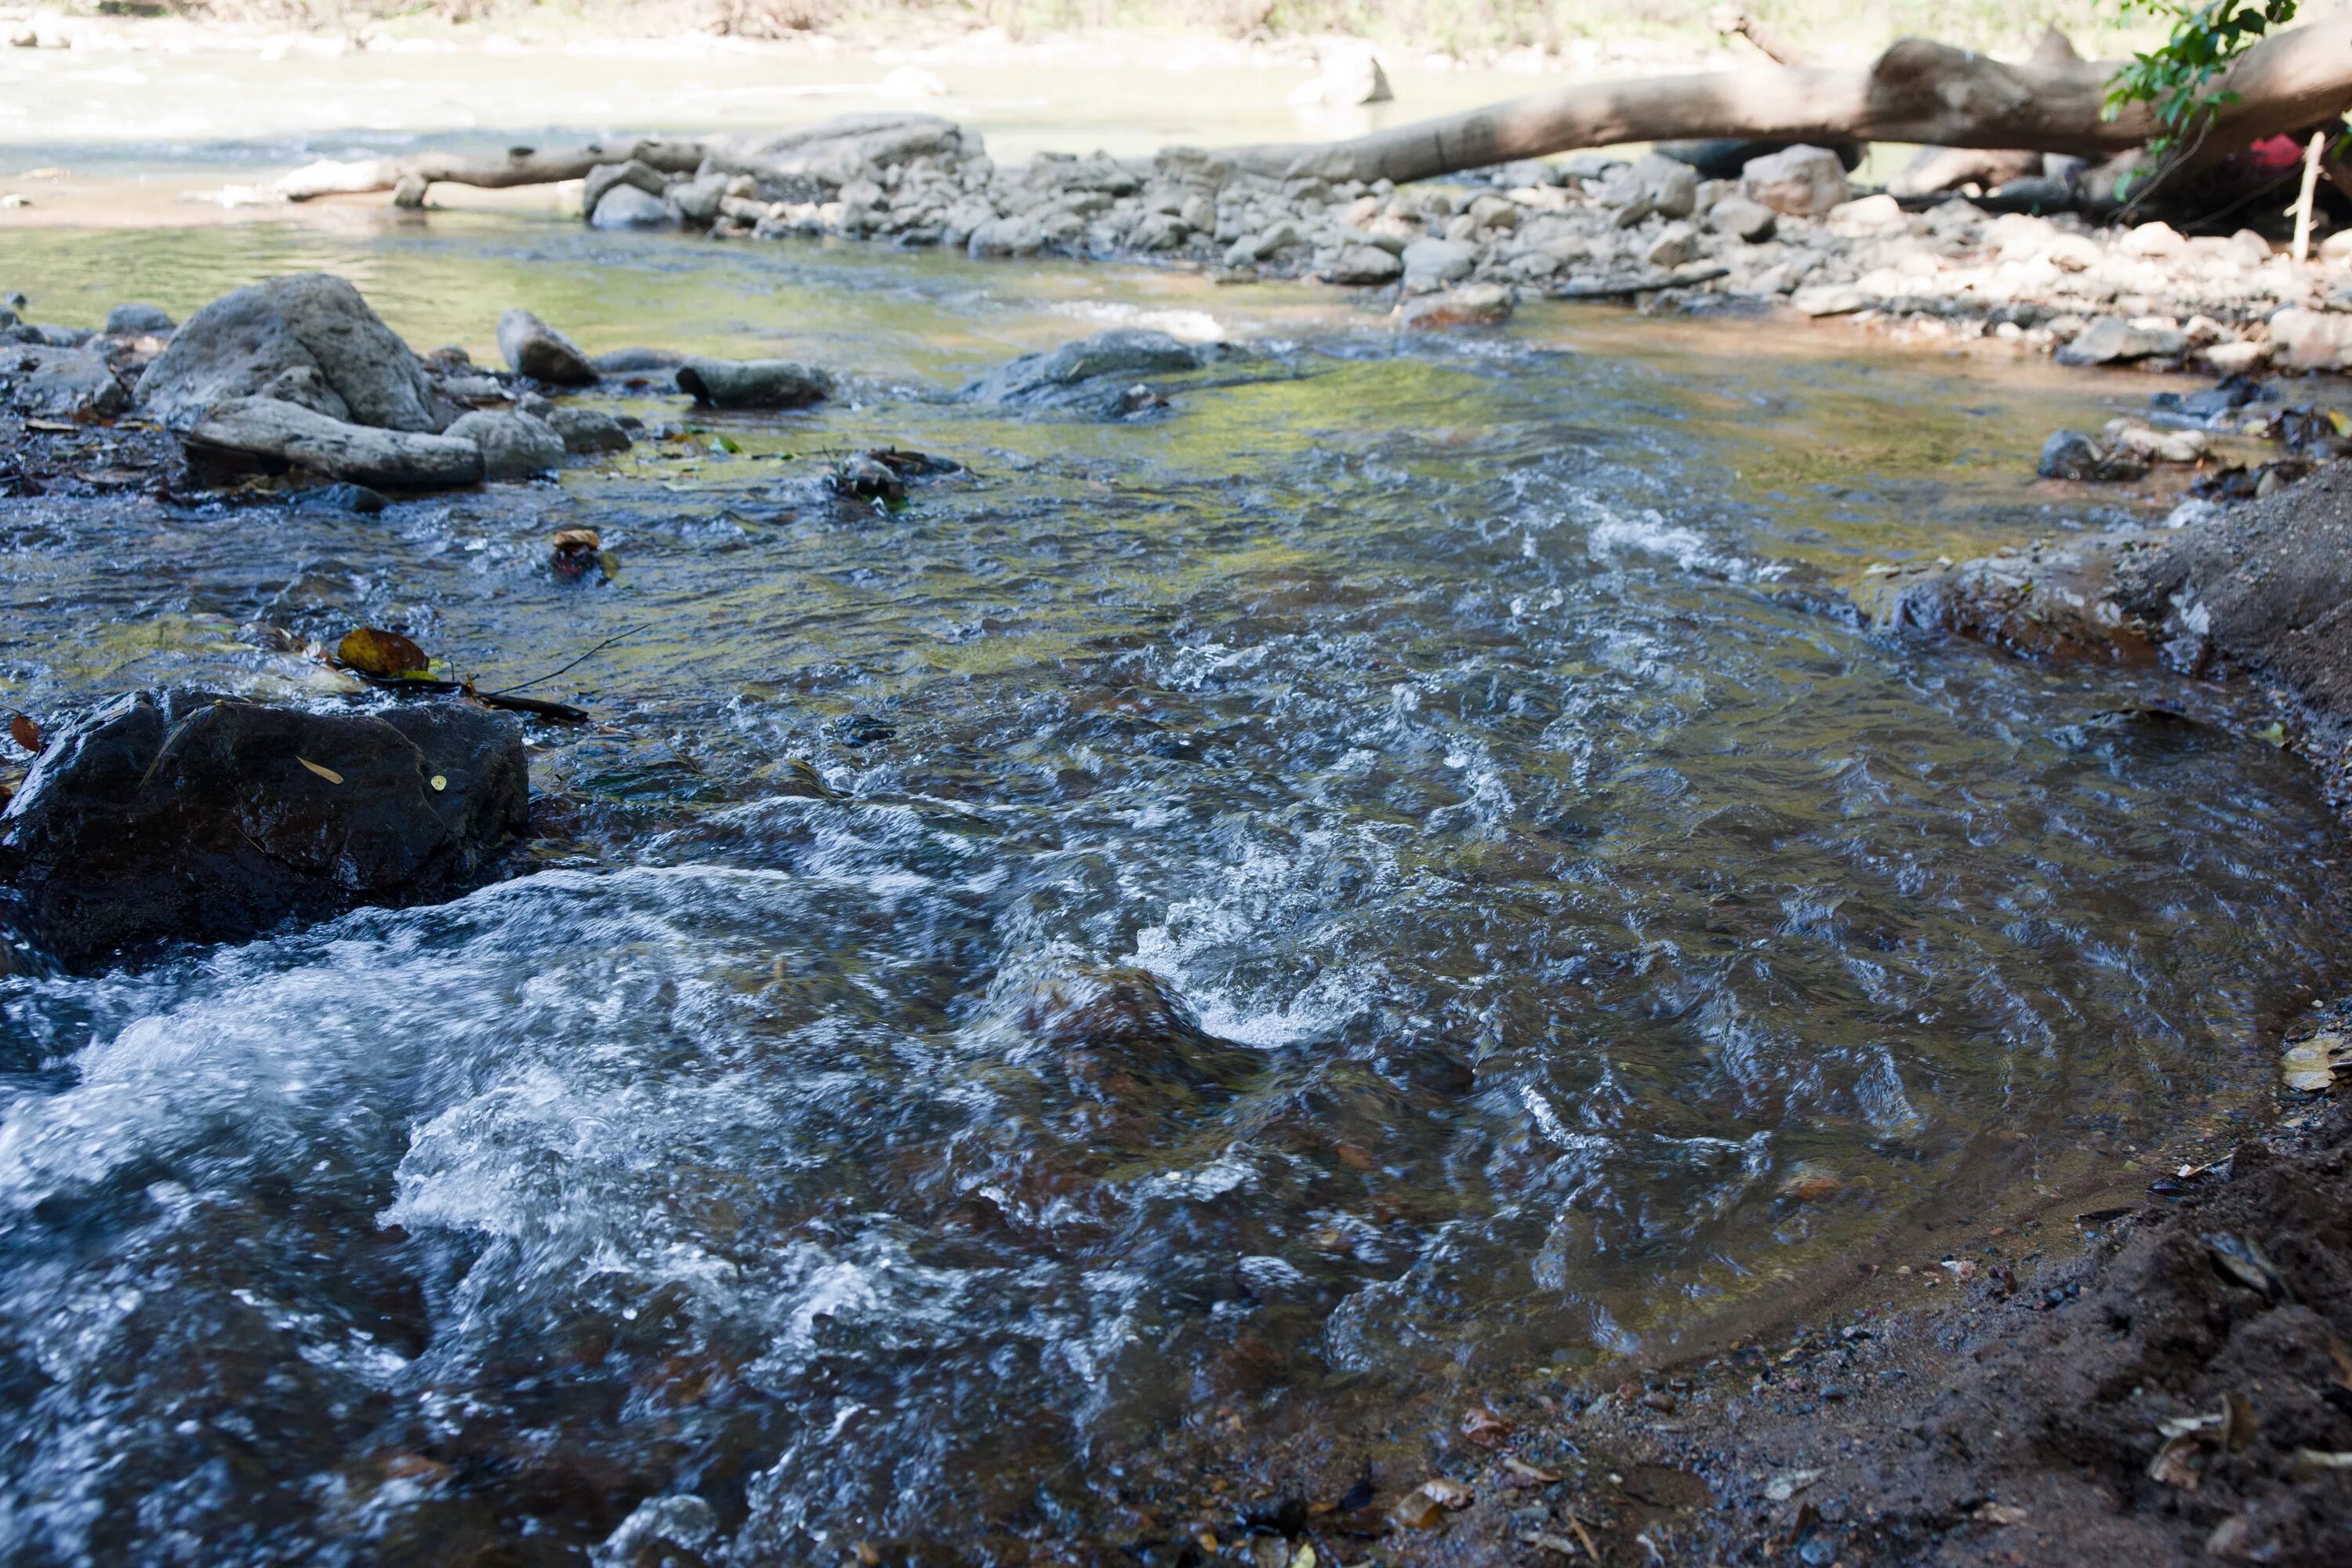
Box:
1;214;2346;1563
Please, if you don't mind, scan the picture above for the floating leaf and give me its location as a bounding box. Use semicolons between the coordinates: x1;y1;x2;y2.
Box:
336;627;431;681
298;757;344;785
9;713;41;753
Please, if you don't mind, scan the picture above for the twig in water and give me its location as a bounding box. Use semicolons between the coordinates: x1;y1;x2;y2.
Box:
485;624;656;697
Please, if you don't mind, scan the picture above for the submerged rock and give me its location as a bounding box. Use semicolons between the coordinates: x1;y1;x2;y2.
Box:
674;358;832;409
0;691;528;971
1395;283;1515;328
546;405;632;454
496;308;599;386
184;397;484;489
445;408;568;479
135;273;446;432
958;328;1231;415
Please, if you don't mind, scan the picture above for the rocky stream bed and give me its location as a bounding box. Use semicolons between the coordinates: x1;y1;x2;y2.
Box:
3;188;2352;1564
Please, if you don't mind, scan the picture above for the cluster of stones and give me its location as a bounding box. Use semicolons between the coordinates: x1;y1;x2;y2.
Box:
1;274;842;491
586;114;2352;368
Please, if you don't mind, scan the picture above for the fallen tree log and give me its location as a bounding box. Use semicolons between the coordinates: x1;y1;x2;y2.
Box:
1242;13;2352;187
274;138;709;202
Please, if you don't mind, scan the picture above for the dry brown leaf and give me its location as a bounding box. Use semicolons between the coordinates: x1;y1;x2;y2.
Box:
1462;1406;1515;1447
336;627;430;680
1502;1456;1561;1485
9;713;41;753
1420;1477;1474;1509
298;757;344;785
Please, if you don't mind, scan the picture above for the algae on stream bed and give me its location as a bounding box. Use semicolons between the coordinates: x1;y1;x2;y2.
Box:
0;214;2345;1563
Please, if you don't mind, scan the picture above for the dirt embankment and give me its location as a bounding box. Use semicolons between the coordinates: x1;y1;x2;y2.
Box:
1187;1099;2352;1568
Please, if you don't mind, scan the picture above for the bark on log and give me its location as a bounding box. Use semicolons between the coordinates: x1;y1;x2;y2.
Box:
274;138;708;201
1249;15;2352;187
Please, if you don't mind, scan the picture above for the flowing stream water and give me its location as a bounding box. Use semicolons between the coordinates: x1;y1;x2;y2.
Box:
2;205;2347;1563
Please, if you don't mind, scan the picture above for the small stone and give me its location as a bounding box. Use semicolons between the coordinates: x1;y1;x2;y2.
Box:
1395;283;1514;328
495;309;598;386
1399;237;1477;292
445;408;567;480
546;405;632;454
1327;244;1403;285
1707;196;1777;241
1644;222;1698;269
674;358;832;409
2035;428;2145;482
103;303;175;336
1791;284;1868;317
1740;144;1851;217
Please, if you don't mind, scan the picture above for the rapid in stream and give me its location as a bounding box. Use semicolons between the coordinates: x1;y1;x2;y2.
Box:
2;213;2347;1563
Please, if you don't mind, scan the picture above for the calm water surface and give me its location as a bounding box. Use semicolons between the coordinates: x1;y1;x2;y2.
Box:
0;212;2343;1564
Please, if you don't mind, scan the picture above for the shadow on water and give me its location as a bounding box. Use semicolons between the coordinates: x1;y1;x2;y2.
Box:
0;212;2343;1562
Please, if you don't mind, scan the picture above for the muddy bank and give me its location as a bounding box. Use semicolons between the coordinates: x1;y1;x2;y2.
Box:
1355;1095;2352;1568
1860;461;2352;805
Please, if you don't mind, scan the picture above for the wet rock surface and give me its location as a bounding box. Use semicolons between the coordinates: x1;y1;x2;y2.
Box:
184;395;485;489
0;691;528;970
957;326;1242;416
135;272;447;432
495;307;599;386
673;356;832;409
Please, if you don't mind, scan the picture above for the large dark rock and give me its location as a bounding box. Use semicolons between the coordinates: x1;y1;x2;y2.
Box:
135;273;447;432
0;692;528;970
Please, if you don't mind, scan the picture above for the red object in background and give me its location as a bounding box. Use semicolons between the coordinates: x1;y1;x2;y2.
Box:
2244;133;2308;172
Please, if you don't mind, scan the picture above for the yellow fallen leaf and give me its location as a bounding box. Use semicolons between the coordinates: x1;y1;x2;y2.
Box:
430;774;448;792
299;757;343;785
336;627;431;681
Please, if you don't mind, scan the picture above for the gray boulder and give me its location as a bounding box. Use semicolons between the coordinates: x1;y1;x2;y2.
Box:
445;408;568;479
103;303;175;336
590;184;670;230
1740;145;1851;218
496;308;598;385
2055;318;2189;367
546;405;633;454
675;358;832;409
958;328;1223;413
136;274;443;432
185;397;484;489
0;691;527;971
2;344;129;418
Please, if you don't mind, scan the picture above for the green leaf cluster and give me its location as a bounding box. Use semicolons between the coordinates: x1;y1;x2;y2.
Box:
2103;0;2298;172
